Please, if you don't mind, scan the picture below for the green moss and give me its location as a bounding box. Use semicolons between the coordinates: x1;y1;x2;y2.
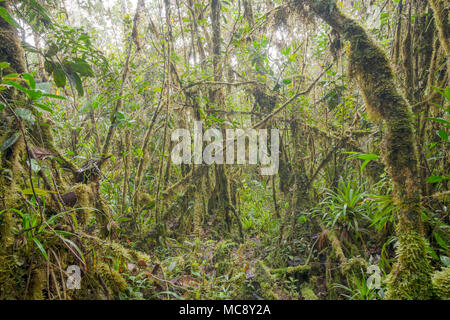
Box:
342;257;368;276
429;0;450;62
431;267;450;300
212;240;236;276
73;183;96;226
385;229;433;300
300;284;318;300
0;1;26;75
305;0;433;300
28;268;45;300
271;264;311;277
254;260;279;299
0;210;14;248
95;262;127;295
0;254;24;299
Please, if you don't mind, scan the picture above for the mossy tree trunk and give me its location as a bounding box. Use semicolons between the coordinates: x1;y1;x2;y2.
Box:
207;0;236;236
0;0;27;224
0;0;33;299
429;0;450;74
300;0;434;299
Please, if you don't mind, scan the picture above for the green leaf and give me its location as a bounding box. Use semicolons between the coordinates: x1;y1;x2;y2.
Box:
21;42;39;54
0;62;10;69
69;212;79;231
44;61;55;74
15;107;35;123
22;73;36;90
33;103;53;113
437;129;449;142
0;133;20;152
42;93;66;100
115;111;125;120
46;211;68;226
55;230;78;237
0;7;20;28
45;44;58;58
427;246;439;260
70;59;94;77
152;291;183;300
432;85;450;102
62;238;85;263
357;153;379;161
427;175;443;183
434;233;449;251
427;117;450;124
53;68;66;88
427;175;450;183
68;72;84;96
26;89;42;101
2;73;19;80
360;159;371;173
33;238;49;261
5;80;27;94
445;86;450;102
29;0;52;24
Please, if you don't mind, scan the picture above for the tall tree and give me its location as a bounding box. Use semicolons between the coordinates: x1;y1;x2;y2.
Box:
300;0;433;299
